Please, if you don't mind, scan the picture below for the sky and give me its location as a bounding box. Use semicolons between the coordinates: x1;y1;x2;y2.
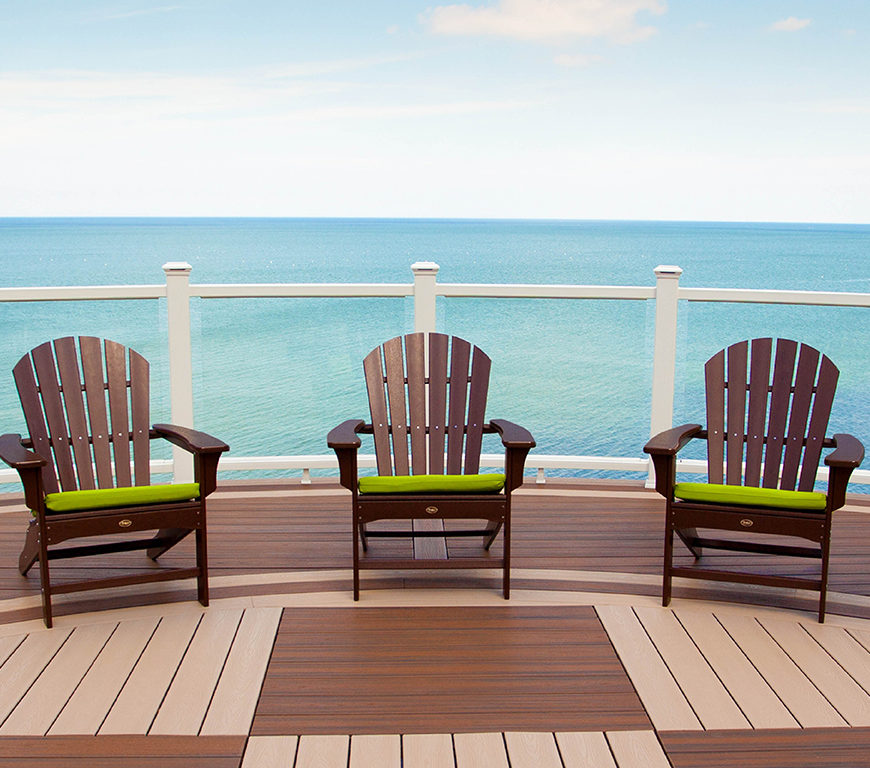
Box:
1;1;869;222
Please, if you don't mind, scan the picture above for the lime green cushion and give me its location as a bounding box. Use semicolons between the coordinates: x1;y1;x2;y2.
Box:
673;482;826;511
44;483;200;513
358;473;506;495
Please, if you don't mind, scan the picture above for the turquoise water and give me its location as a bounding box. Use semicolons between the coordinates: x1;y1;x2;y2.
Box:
0;218;868;484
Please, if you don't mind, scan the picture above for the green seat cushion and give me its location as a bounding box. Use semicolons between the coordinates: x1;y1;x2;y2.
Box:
673;482;826;511
358;473;506;495
44;483;201;514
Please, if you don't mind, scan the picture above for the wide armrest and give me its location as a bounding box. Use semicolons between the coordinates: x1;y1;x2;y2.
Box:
152;424;229;454
825;433;865;469
644;424;703;456
0;433;47;470
489;419;536;449
327;419;365;450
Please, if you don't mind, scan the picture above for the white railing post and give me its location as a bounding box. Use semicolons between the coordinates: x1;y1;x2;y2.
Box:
648;265;683;485
412;261;440;333
163;262;195;483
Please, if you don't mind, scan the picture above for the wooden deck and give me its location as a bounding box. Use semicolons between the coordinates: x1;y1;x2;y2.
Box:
1;480;870;767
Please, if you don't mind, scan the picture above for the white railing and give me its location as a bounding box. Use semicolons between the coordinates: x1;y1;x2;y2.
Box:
0;262;867;487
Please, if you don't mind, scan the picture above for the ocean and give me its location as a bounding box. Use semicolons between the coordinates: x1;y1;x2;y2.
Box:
0;218;868;485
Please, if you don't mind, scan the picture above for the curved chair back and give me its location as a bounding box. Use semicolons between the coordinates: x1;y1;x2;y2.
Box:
363;332;491;476
705;338;838;491
13;336;152;493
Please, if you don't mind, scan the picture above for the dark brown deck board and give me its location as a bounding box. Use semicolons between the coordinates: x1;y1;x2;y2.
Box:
662;728;870;767
0;736;245;767
252;605;651;735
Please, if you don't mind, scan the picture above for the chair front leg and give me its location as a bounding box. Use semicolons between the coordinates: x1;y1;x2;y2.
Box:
663;505;675;607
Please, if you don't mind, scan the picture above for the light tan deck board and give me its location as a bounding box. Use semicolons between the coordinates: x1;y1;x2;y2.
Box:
503;731;562;768
556;731;617;768
0;627;71;726
99;611;202;735
0;622;114;735
296;734;350;768
349;734;401;768
200;606;282;735
240;735;299;768
761;616;870;726
634;605;749;730
0;632;24;667
716;612;846;727
402;733;455;768
453;732;508;768
605;730;672;768
150;608;243;735
674;608;798;729
803;621;870;694
596;604;701;731
48;617;159;735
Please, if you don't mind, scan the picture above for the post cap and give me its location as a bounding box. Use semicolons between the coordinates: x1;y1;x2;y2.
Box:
162;261;193;274
411;261;440;275
654;264;683;277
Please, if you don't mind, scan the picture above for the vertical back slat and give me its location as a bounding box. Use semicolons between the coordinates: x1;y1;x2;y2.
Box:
446;338;471;474
383;336;410;476
405;333;427;475
54;337;96;491
463;345;491;474
364;347;392;476
744;338;772;487
780;344;820;490
704;350;726;484
725;341;748;486
105;340;132;487
798;354;839;491
13;354;59;494
762;339;797;488
427;334;449;474
31;342;78;491
79;336;114;488
129;349;151;487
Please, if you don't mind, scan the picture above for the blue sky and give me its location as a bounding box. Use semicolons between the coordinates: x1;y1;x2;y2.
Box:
1;1;868;221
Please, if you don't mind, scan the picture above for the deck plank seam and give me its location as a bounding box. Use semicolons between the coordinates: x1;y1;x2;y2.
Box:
144;612;204;735
196;608;247;737
800;621;870;699
756;617;854;727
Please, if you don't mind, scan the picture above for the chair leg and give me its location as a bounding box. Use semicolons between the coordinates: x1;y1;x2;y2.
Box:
353;514;360;601
147;528;191;560
196;526;209;607
359;522;369;552
19;520;40;576
483;521;502;550
676;527;703;559
503;515;511;600
37;538;52;629
818;531;832;623
662;517;674;608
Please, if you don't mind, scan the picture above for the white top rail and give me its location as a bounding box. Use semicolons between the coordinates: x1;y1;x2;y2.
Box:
0;285;166;302
436;283;655;300
193;283;413;299
680;287;870;307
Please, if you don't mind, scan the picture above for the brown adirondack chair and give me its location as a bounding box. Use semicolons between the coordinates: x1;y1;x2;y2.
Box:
644;338;864;621
328;333;535;600
0;337;229;627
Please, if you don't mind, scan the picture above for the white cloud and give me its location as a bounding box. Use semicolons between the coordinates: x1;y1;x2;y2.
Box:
425;0;667;44
770;16;811;32
554;52;604;67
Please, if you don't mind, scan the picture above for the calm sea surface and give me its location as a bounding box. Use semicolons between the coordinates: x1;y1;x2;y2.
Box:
1;218;868;485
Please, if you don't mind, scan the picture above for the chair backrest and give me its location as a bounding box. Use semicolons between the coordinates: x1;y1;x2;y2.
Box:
13;337;152;494
705;338;838;491
364;333;491;476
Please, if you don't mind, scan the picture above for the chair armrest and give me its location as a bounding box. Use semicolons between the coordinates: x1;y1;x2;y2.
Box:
489;419;536;449
0;433;47;470
152;424;229;455
327;420;365;450
825;434;865;512
644;424;703;456
825;433;865;469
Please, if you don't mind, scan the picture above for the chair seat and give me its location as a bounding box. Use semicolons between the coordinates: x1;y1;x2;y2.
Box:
358;473;506;495
673;482;826;511
44;483;200;514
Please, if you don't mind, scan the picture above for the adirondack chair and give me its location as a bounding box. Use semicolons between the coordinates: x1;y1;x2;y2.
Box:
644;338;864;622
328;333;535;600
0;337;229;627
